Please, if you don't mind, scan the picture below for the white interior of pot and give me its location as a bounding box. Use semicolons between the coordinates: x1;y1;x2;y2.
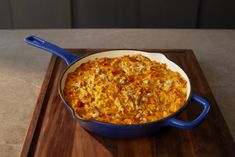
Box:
60;50;191;100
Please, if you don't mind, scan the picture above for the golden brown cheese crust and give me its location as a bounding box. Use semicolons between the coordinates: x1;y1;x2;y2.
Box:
64;54;187;124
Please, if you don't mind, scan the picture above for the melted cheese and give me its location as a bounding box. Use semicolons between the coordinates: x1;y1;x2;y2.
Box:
64;54;187;124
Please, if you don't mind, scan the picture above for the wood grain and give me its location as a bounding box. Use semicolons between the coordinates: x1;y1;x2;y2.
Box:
20;49;235;157
0;0;13;28
74;0;138;28
140;0;199;28
10;0;71;28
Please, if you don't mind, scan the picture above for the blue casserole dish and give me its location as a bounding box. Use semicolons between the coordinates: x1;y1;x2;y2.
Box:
24;35;210;138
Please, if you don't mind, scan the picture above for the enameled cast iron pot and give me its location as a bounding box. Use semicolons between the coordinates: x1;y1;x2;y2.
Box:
25;35;210;138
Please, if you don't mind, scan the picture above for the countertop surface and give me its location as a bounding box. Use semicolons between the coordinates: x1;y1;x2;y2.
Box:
0;29;234;157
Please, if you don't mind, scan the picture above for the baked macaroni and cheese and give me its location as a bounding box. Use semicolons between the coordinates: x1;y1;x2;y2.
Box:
64;54;187;124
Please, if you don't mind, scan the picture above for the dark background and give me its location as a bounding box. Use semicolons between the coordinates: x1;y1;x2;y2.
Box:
1;0;235;29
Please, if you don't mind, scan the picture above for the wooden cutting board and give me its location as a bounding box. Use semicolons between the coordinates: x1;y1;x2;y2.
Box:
20;49;235;157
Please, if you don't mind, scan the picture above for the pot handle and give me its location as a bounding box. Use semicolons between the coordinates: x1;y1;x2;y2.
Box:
24;35;79;65
165;94;210;129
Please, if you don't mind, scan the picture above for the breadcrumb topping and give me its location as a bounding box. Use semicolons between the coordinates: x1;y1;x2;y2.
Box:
64;54;187;124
